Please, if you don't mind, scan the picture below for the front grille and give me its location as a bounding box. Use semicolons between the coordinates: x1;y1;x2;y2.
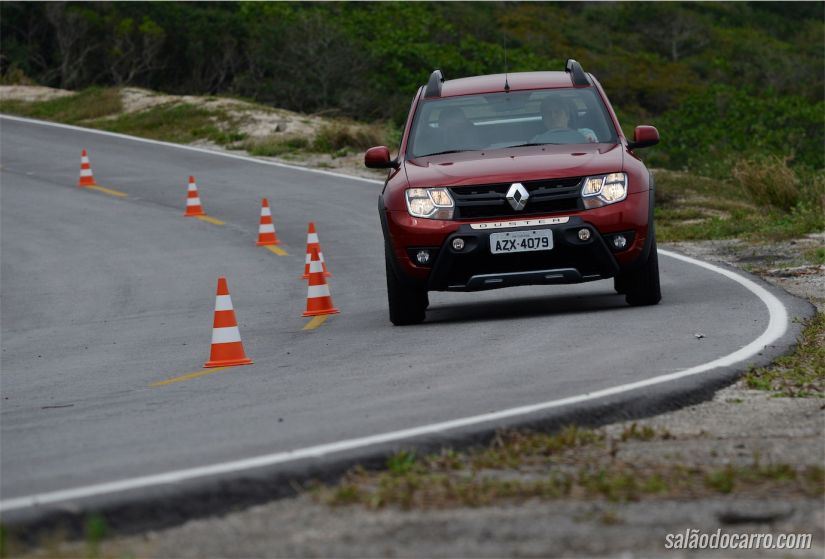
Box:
450;177;584;219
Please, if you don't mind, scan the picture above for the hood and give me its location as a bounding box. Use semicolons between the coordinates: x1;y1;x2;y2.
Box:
404;144;623;187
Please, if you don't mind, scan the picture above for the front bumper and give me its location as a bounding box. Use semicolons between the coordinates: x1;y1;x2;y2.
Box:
424;219;622;291
381;190;652;292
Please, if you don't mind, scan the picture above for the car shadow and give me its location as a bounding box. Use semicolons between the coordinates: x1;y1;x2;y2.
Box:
425;290;632;325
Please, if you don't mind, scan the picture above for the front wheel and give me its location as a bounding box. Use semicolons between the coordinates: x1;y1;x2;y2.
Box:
385;246;428;325
613;274;629;294
620;240;662;306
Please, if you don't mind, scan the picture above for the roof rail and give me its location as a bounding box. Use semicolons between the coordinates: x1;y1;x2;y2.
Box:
425;70;445;97
565;59;590;87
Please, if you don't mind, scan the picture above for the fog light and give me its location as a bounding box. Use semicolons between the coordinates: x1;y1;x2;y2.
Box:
578;228;591;241
612;234;627;249
415;250;431;265
452;238;465;251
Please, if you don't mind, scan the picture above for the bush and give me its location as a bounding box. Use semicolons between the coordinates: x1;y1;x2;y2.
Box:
732;155;799;212
312;122;388;153
653;86;825;174
244;135;309;157
0;64;35;85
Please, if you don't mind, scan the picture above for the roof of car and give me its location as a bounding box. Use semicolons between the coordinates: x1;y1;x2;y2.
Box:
435;71;581;98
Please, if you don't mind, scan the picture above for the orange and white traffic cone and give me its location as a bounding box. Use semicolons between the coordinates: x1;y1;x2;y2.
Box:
303;246;339;317
78;149;96;187
204;276;253;368
184;176;206;217
256;198;281;246
302;222;331;278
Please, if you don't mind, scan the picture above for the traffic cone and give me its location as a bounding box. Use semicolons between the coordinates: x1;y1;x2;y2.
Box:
256;198;281;246
184;176;205;217
78;149;96;187
204;276;253;368
302;222;331;278
303;246;339;317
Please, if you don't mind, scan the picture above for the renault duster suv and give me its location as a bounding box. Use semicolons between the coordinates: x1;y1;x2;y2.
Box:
366;60;661;325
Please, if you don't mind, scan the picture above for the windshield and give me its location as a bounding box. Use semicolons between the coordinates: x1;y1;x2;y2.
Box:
408;88;618;158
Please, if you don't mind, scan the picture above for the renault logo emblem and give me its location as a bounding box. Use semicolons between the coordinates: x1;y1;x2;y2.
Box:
506;183;529;211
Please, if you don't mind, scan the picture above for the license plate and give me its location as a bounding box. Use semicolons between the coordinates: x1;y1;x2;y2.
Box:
490;229;553;254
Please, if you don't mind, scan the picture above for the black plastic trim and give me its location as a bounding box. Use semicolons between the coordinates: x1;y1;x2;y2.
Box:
565;59;591;86
427;219;620;291
424;70;445;98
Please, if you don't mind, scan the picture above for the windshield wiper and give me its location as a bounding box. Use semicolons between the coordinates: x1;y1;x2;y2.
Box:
505;142;562;148
417;149;469;157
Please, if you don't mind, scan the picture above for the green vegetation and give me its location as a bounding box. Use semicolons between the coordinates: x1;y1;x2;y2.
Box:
0;87;398;161
0;87;122;123
96;102;245;145
2;2;822;241
2;3;822;149
744;313;825;398
653;162;824;242
316;427;823;509
84;514;107;559
620;423;668;442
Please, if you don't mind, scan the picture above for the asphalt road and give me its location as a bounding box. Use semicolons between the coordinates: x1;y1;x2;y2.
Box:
0;117;809;521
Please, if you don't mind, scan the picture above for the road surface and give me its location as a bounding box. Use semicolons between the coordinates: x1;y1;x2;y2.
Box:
0;116;809;524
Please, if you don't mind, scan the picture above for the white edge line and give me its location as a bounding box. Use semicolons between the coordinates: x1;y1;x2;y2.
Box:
0;250;789;513
0;114;384;186
0;117;791;512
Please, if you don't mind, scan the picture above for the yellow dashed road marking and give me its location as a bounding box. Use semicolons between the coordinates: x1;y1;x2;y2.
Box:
264;245;289;256
303;315;330;331
86;185;127;197
194;215;225;226
151;366;235;387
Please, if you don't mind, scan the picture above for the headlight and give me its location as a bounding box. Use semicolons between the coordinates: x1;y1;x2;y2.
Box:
581;172;628;208
405;188;455;219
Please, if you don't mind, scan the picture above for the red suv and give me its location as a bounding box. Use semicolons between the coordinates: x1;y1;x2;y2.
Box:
366;60;661;325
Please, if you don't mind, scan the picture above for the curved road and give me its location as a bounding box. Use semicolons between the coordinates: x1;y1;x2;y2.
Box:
0;116;810;522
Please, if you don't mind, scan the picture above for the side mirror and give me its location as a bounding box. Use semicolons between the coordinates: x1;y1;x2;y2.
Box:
364;146;399;169
627;125;660;149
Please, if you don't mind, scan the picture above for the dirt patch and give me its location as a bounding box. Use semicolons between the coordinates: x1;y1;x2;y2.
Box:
670;234;825;311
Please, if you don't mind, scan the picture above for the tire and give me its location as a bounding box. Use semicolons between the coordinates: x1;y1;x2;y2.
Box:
622;239;662;307
385;245;428;325
613;274;629;294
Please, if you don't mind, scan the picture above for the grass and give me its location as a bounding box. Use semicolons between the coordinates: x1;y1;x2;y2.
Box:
97;102;246;145
242;135;309;157
743;312;825;397
319;451;823;510
0;87;122;123
314;426;824;509
653;166;825;242
804;246;825;266
1;513;113;559
0;86;393;160
619;422;669;442
240;120;391;158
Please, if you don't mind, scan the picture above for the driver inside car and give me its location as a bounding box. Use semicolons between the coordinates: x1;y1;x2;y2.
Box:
532;97;598;144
